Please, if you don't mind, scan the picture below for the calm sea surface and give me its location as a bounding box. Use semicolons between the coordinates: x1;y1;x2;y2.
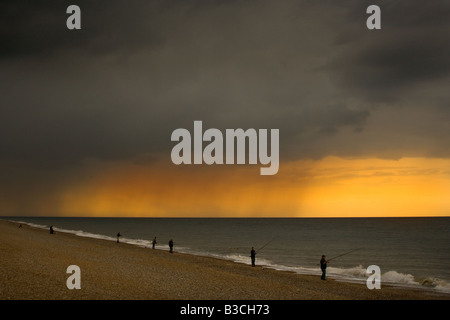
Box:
4;217;450;293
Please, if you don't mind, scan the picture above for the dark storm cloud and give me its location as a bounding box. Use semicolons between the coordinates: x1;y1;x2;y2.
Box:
325;1;450;102
0;0;166;58
316;0;450;159
0;0;449;172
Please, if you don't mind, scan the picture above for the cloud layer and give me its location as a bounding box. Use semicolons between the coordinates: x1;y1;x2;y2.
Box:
0;1;449;199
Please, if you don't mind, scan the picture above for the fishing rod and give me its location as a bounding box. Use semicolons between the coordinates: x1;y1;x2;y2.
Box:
256;236;277;253
326;247;364;262
227;236;277;253
315;247;363;265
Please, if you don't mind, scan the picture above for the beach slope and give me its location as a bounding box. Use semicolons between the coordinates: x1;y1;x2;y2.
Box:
0;219;448;300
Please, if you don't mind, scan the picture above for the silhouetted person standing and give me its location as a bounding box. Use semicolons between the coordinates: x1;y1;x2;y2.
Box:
117;232;122;243
320;255;328;280
152;237;157;249
251;247;256;267
169;239;174;253
50;225;54;234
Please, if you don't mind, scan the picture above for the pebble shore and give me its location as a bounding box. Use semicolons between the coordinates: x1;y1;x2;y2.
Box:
1;219;448;300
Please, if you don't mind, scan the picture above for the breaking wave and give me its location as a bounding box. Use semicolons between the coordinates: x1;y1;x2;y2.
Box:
220;254;450;293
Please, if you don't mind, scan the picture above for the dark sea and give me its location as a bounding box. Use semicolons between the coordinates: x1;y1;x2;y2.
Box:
4;216;450;294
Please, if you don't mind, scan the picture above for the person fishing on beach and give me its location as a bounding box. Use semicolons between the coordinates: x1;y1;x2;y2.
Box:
320;255;328;280
169;239;174;253
152;237;157;249
250;237;276;267
117;232;122;243
250;247;256;267
319;248;362;280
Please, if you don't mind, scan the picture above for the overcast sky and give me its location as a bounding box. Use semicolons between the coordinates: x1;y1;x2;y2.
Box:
1;0;449;216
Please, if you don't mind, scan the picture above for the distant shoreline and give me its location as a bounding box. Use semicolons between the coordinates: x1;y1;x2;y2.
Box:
1;219;449;300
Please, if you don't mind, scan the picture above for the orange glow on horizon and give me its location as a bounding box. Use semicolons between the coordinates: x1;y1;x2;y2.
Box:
296;157;450;217
1;157;449;217
23;156;447;218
